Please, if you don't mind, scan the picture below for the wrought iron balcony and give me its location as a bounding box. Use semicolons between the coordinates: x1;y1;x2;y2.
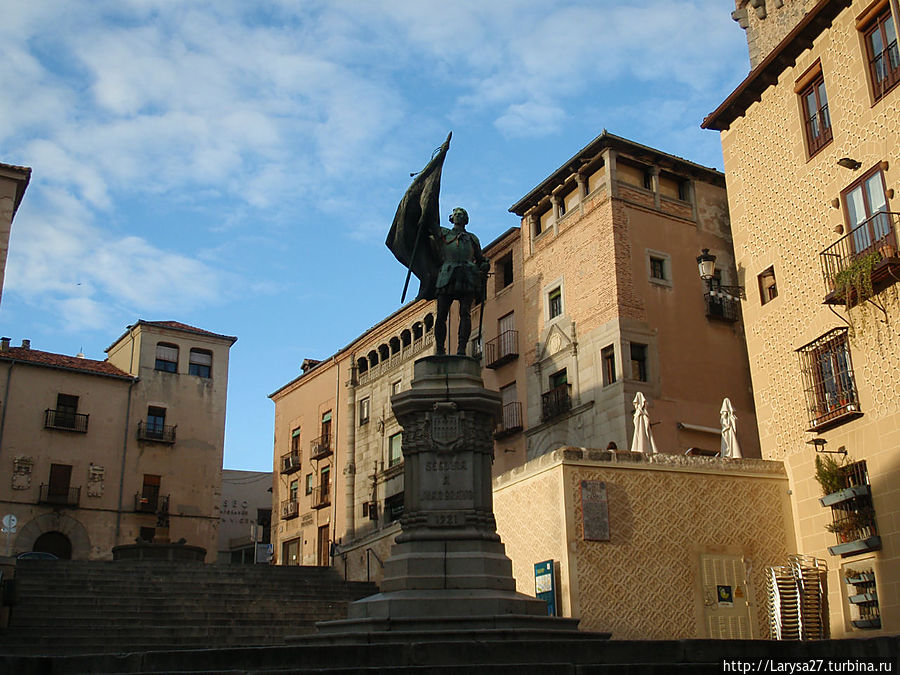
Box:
280;452;301;474
137;421;176;444
39;484;80;507
704;291;741;322
541;384;571;423
134;492;159;513
484;330;519;369
280;499;299;520
310;434;332;461
820;212;900;306
804;103;832;155
44;409;89;433
311;483;331;510
494;401;523;439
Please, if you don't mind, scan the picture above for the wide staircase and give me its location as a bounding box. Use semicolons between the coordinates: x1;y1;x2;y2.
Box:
0;559;377;655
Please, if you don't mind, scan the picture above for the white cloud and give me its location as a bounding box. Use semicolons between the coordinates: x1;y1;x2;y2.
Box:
495;102;566;138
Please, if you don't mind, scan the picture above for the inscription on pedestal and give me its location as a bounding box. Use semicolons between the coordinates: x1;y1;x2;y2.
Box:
421;454;475;510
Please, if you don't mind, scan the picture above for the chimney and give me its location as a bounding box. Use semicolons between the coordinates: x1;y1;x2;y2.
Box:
21;339;30;350
0;337;9;352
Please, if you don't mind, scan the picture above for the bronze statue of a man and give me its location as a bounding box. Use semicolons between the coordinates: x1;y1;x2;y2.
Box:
429;207;489;355
385;133;489;355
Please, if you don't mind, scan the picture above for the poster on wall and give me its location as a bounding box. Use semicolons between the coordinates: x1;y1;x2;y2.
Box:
580;480;610;541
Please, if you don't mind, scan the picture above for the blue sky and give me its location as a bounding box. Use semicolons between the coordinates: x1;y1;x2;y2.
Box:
1;1;750;471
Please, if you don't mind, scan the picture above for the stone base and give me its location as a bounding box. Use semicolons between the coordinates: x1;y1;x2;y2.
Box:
314;613;587;639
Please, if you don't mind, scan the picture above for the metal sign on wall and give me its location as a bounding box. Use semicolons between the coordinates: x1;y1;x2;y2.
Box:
580;480;610;541
534;560;557;616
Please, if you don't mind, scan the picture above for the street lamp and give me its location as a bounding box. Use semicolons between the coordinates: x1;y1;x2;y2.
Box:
697;248;717;281
696;248;746;298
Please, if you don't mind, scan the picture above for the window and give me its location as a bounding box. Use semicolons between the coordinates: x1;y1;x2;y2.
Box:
391;380;401;396
289;479;298;502
550;369;568;389
630;343;648;382
758;267;778;304
55;393;79;429
146;406;166;437
384;492;404;523
843;167;890;253
188;348;212;378
650;257;665;281
155;343;178;373
359;397;370;425
290;427;301;453
497;253;514;291
548;286;562;319
141;474;160;510
864;8;899;101
304;473;313;495
798;328;861;431
320;411;332;443
389;432;403;467
800;71;832;156
601;345;616;386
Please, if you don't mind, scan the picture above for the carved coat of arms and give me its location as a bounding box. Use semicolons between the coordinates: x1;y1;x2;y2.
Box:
430;402;461;452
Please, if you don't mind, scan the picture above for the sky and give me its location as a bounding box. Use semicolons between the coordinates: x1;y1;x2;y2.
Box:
1;1;751;472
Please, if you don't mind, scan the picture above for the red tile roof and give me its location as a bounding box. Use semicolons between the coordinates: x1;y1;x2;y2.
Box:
0;347;134;380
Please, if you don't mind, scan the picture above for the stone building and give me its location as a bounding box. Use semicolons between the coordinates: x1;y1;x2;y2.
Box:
0;161;31;307
704;0;900;637
0;320;236;560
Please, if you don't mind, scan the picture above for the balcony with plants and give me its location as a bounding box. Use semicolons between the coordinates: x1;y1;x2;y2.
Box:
842;565;881;630
820;211;900;307
815;456;881;557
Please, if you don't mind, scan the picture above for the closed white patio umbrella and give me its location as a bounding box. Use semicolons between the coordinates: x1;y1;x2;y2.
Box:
630;391;658;455
720;397;743;459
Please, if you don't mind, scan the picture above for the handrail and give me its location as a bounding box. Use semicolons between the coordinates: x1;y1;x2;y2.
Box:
366;547;384;582
820;211;899;297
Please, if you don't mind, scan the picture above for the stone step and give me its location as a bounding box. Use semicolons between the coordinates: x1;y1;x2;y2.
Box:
6;635;896;675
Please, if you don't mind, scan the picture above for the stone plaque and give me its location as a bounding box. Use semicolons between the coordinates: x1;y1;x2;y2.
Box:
420;453;475;510
581;480;610;541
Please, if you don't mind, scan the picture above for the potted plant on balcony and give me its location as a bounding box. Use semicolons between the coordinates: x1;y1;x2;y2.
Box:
825;507;875;542
833;251;880;308
814;454;846;497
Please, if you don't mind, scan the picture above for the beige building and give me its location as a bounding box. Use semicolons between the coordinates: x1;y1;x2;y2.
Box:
704;0;900;636
0;320;235;560
0;161;31;307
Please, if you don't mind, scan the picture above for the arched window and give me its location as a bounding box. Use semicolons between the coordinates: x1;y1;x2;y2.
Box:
189;348;213;378
378;344;390;361
412;322;423;341
357;357;368;374
368;350;379;367
401;330;412;347
155;343;179;372
390;337;401;355
424;314;434;333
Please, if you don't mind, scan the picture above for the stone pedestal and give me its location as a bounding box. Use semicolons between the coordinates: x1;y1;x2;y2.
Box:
317;356;581;635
